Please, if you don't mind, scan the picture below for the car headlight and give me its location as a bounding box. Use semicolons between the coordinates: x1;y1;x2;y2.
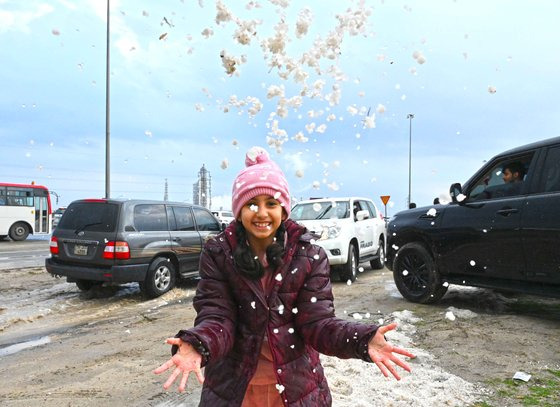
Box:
319;225;341;240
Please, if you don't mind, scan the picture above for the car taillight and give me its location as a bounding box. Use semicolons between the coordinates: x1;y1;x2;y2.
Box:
49;236;59;255
103;241;130;260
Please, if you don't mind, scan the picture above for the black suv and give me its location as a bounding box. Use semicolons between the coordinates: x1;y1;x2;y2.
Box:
387;137;560;303
46;199;222;297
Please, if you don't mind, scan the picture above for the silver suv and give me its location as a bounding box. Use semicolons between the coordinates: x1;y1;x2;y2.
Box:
290;197;387;282
46;199;222;297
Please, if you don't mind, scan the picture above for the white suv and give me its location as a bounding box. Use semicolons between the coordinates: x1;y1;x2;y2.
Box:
290;197;387;282
211;210;235;227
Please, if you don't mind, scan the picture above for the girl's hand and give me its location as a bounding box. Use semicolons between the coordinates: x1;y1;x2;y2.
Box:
153;338;204;392
368;322;416;381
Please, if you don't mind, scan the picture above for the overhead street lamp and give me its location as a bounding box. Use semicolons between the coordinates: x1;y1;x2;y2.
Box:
105;0;111;199
406;113;414;208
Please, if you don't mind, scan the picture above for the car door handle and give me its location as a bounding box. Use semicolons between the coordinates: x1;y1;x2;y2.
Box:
172;237;182;241
496;208;518;216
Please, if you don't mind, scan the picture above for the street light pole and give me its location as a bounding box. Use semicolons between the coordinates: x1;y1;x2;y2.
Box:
406;113;414;208
105;0;111;199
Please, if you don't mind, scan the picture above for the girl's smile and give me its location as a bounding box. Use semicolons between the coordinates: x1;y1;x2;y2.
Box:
252;222;272;229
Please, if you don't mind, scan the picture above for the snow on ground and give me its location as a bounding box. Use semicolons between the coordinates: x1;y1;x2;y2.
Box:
324;310;486;406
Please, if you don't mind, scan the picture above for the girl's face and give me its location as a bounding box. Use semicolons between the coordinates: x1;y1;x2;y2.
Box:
239;194;286;247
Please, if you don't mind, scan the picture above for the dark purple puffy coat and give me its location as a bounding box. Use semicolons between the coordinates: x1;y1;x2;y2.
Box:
176;219;378;406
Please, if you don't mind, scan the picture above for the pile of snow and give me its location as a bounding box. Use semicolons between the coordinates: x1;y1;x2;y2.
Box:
323;310;486;406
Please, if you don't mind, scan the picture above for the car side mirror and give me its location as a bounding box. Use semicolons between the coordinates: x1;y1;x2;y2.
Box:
449;182;463;203
221;222;227;231
356;210;369;221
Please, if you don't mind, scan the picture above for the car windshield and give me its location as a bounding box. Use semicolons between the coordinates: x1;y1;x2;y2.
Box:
290;201;350;220
57;202;118;233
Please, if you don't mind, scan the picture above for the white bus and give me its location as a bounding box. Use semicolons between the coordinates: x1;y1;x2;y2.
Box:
0;182;52;241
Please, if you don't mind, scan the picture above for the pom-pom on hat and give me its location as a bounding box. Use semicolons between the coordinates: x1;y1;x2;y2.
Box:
232;146;291;219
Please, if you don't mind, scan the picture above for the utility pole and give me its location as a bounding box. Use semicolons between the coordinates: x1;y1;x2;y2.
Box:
105;0;111;198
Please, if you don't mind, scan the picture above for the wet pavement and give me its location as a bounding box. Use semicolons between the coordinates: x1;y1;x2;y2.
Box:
0;237;50;270
1;263;559;406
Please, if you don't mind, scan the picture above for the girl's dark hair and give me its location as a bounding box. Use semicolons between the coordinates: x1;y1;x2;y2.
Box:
233;221;286;280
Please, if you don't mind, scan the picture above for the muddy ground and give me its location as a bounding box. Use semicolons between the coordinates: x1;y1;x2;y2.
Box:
0;264;559;406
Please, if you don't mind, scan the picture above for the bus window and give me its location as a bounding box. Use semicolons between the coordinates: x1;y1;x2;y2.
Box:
6;188;34;206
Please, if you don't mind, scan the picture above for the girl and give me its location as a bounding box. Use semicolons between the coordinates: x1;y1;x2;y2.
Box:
154;147;415;406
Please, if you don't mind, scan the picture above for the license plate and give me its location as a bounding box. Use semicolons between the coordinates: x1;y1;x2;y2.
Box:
74;245;88;256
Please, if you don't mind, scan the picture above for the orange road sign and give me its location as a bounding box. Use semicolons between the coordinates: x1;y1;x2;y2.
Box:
380;195;391;205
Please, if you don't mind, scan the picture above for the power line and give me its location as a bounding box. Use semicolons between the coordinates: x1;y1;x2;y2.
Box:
0;172;194;187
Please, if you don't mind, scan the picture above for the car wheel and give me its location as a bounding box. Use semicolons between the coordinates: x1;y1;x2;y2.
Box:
339;243;358;283
75;279;101;291
370;239;385;270
9;222;29;241
141;257;176;298
392;242;447;304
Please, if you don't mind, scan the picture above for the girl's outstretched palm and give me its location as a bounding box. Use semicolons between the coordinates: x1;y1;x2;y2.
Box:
153;338;204;392
368;322;415;381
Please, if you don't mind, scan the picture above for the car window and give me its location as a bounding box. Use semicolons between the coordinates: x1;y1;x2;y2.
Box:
539;146;560;193
223;211;233;217
193;207;221;231
352;201;366;221
172;206;195;231
365;201;378;218
166;206;176;231
134;204;167;232
356;200;372;219
468;153;534;200
290;201;349;220
57;202;118;232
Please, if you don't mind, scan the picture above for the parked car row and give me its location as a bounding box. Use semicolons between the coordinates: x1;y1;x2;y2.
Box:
46;137;560;301
46;196;388;297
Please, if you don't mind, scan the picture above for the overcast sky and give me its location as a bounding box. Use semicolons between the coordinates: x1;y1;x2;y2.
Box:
1;0;559;215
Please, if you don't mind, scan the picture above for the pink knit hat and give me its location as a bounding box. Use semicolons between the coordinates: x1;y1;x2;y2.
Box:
232;146;291;219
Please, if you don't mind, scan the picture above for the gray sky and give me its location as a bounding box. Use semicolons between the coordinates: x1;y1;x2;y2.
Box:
1;0;559;214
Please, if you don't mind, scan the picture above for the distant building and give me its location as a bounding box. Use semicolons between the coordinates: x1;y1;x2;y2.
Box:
193;164;211;208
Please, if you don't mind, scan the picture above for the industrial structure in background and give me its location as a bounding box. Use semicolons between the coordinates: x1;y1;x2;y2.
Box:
193;164;212;209
163;178;169;201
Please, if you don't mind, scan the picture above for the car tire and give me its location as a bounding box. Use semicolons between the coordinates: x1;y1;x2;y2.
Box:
9;222;29;241
140;257;176;298
392;242;447;304
370;239;385;270
339;243;358;283
75;279;101;291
